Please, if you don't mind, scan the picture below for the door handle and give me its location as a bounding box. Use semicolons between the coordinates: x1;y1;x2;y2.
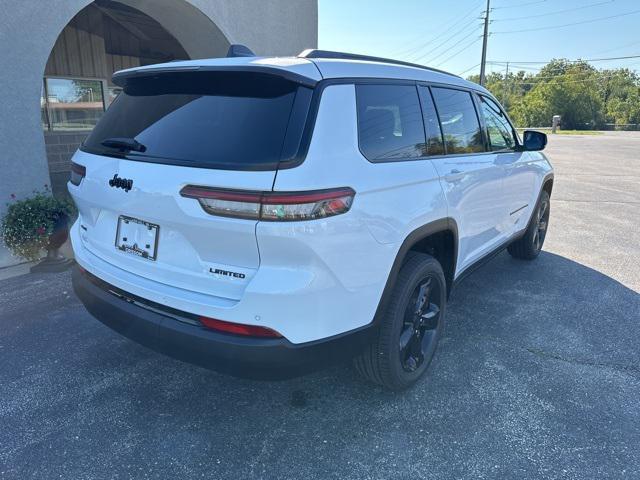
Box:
444;169;464;182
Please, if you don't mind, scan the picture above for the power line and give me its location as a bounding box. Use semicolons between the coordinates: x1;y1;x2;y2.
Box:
485;70;639;85
492;0;547;10
493;0;614;22
487;54;640;64
406;13;483;63
457;63;481;76
493;8;640;34
410;17;481;63
418;27;481;65
392;0;484;57
593;39;640;55
433;37;483;68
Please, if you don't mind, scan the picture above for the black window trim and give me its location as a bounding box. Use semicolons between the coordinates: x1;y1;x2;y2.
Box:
429;83;490;156
79;76;315;172
417;84;446;156
476;92;520;153
349;79;503;165
355;82;429;163
279;78;517;169
90;76;519;173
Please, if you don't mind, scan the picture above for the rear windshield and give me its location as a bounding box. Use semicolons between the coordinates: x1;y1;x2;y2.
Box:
82;71;313;170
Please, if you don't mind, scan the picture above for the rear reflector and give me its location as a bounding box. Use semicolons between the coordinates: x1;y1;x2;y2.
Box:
180;186;355;221
70;162;86;186
199;316;282;338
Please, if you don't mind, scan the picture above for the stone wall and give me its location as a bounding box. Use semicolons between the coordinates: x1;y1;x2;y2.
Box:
44;132;88;197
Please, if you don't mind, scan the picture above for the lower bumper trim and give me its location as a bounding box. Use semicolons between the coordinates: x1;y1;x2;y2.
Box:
72;266;376;380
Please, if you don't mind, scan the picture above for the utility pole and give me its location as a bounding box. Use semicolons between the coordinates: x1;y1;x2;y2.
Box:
479;0;491;86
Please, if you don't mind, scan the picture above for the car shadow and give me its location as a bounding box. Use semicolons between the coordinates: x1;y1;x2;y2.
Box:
79;249;639;412
3;251;640;476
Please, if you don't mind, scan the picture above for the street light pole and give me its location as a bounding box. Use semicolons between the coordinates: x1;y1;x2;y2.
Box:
479;0;491;86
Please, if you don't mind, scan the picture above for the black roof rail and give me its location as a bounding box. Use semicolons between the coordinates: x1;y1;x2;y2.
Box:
298;49;460;78
227;44;255;58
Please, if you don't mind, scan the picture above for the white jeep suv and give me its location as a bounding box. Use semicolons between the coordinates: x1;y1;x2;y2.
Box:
69;48;553;390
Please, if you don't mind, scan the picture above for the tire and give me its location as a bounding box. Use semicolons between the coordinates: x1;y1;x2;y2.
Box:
507;190;550;261
354;251;446;391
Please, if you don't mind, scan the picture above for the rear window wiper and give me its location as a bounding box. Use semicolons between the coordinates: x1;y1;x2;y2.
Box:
101;137;147;153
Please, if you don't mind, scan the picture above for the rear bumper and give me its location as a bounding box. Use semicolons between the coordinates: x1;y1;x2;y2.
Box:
72;267;376;380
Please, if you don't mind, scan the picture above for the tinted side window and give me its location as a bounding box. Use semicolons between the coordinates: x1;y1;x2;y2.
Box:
418;86;445;155
431;87;484;155
480;96;516;151
356;84;426;161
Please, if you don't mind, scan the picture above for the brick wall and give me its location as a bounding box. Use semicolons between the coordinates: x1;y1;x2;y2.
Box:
44;132;88;197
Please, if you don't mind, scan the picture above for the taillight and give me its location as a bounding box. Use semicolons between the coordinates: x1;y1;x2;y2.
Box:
70;162;86;186
199;316;282;338
180;186;355;221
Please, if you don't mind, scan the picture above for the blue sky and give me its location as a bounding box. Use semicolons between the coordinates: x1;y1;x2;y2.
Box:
318;0;640;77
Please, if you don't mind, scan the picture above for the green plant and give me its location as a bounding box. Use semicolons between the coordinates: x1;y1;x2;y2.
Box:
1;188;76;261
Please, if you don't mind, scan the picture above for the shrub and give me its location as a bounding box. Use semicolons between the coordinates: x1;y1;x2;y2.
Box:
1;189;76;261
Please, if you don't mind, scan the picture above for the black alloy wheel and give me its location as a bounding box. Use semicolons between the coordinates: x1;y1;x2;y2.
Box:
354;252;447;390
399;277;442;372
507;190;551;260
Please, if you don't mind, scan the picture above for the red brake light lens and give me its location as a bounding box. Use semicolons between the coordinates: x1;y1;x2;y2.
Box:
180;186;355;221
199;316;282;338
70;162;86;186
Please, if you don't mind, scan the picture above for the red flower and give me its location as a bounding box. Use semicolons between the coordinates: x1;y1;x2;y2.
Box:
36;226;46;235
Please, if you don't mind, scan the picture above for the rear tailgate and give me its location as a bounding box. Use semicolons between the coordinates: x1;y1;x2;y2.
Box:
70;152;274;300
69;67;315;301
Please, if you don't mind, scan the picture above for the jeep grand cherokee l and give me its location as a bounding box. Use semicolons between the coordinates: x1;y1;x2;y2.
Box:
70;48;553;390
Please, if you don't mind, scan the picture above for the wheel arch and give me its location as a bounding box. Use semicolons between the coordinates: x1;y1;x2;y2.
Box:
372;218;458;326
542;175;554;197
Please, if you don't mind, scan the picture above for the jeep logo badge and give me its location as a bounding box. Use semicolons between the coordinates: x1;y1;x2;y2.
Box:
109;174;133;192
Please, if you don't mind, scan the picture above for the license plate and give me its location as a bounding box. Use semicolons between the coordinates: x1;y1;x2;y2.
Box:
115;216;159;261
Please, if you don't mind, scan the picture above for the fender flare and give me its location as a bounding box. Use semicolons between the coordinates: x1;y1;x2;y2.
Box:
519;172;555;239
371;218;458;327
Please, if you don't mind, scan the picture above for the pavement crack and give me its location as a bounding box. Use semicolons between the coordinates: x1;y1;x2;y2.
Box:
525;347;640;377
461;333;640;379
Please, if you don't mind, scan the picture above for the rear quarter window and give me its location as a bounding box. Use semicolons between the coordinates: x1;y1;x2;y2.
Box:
355;84;427;162
82;71;312;170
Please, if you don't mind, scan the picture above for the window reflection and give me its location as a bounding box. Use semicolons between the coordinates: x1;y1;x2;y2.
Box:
431;87;485;155
356;84;427;161
480;96;516;151
44;78;105;131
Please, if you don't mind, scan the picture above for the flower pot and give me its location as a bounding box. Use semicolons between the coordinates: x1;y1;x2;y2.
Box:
30;214;74;273
48;215;69;250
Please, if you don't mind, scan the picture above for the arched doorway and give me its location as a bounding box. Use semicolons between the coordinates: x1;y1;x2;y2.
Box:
41;0;230;195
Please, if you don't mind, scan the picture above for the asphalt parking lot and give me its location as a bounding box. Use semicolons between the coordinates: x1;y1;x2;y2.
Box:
1;132;639;479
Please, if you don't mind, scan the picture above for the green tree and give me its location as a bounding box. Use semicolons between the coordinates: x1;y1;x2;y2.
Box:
514;60;603;128
599;68;640;125
466;59;639;130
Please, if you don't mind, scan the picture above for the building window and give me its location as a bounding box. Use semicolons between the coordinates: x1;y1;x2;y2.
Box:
42;78;106;131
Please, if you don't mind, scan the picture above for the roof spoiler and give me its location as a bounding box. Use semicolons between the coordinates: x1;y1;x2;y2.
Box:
226;44;256;58
112;66;318;89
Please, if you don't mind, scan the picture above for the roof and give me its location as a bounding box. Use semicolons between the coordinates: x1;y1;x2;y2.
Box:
112;50;486;94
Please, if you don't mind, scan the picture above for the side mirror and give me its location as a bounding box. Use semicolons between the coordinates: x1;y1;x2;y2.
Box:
521;130;547;151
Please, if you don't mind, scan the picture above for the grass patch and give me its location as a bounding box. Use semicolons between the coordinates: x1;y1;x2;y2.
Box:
554;130;603;136
516;128;603;136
